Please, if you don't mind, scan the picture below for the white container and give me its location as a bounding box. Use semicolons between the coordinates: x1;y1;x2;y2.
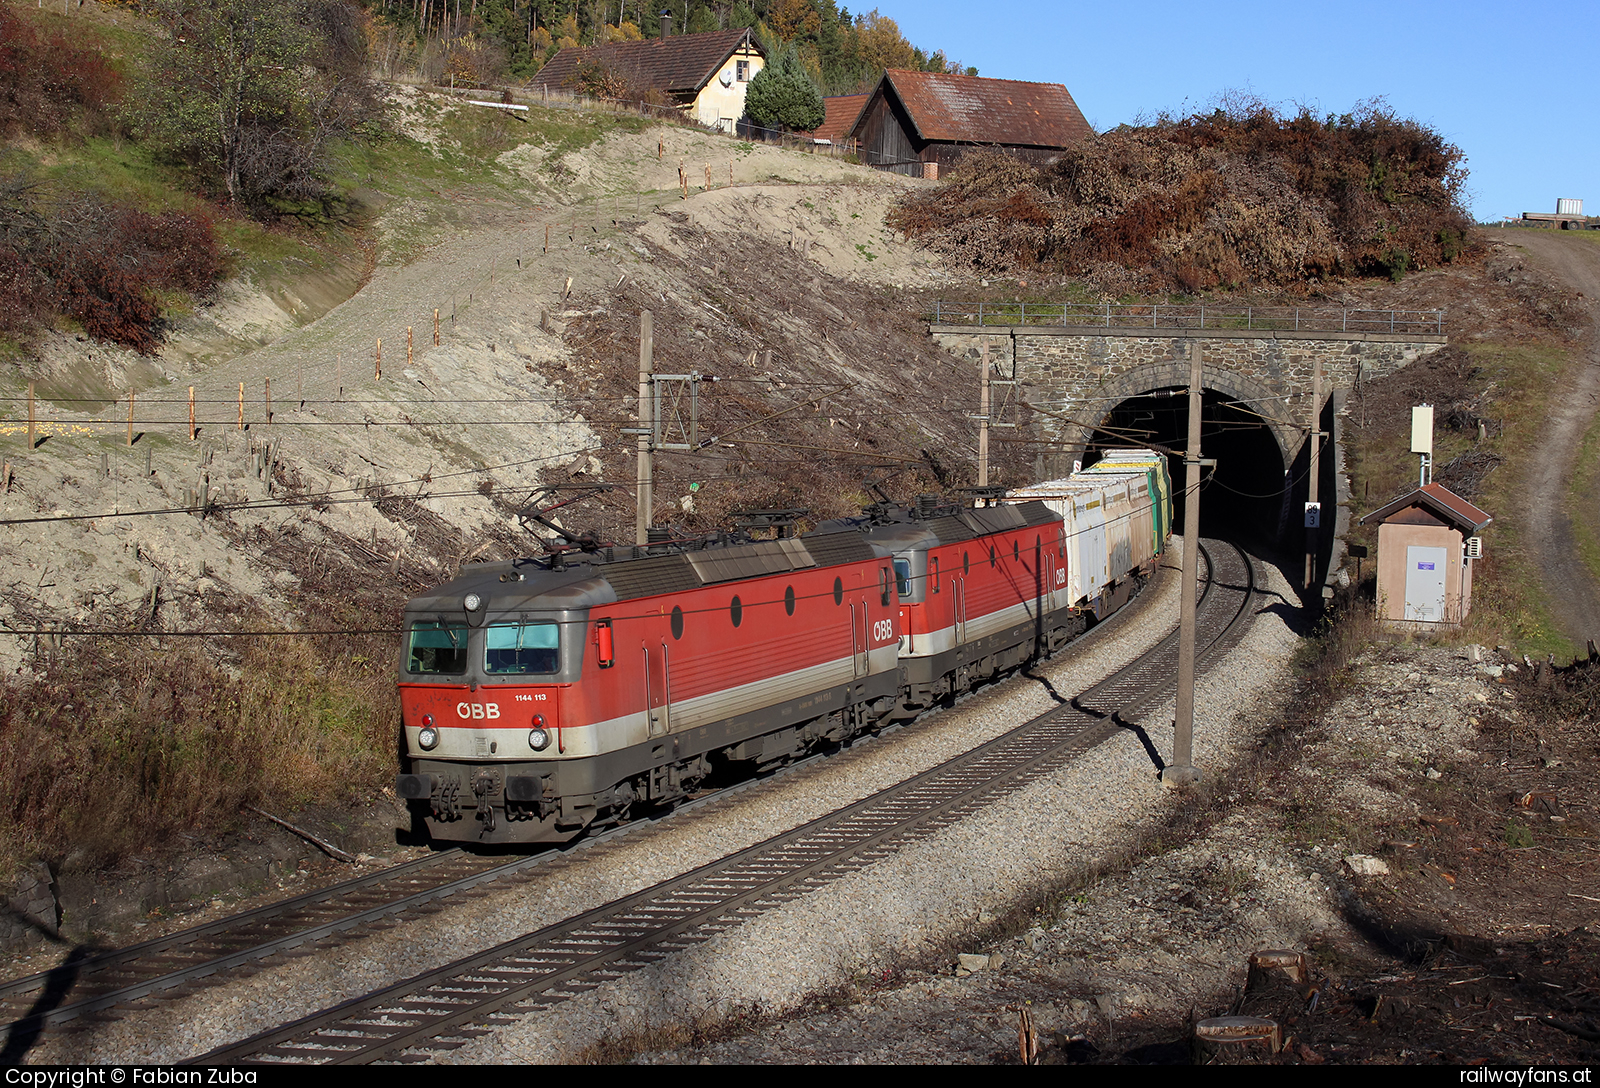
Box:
1557;198;1584;216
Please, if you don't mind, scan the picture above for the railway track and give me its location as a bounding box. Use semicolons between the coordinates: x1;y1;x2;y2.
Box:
192;538;1256;1065
0;850;538;1036
0;535;1177;1048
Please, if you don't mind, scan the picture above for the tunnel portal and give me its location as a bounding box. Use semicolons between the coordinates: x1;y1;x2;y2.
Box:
1084;388;1288;545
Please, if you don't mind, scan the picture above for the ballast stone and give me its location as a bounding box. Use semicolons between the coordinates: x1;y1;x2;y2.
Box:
1343;854;1391;876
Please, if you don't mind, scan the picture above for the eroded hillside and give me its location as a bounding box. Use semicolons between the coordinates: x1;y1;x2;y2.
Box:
0;99;1017;865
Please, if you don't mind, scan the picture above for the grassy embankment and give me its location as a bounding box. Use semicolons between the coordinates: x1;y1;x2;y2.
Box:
1343;333;1577;660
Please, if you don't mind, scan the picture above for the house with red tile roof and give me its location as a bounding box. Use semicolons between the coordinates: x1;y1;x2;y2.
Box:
806;93;869;146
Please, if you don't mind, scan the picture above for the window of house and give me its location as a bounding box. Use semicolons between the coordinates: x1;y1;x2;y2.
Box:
737;60;750;81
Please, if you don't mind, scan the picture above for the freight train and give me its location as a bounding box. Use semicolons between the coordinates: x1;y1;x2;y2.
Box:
395;450;1172;844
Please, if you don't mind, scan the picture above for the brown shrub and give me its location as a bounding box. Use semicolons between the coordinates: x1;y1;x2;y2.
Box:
0;7;124;139
0;179;225;352
888;101;1473;292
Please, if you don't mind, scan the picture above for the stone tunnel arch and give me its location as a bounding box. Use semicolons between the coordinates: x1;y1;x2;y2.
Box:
1048;362;1301;474
1038;362;1305;547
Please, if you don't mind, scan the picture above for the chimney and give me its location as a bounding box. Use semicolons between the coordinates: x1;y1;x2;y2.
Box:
660;12;671;37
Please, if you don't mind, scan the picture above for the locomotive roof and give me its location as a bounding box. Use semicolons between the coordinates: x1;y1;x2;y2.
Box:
404;529;884;615
816;499;1061;552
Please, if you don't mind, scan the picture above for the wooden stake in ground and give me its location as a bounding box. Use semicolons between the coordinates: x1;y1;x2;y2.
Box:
237;382;244;430
126;391;135;446
188;386;196;440
26;382;34;449
434;308;440;346
729;161;733;186
544;223;550;254
336;354;342;400
658;137;663;161
264;378;272;425
375;337;382;381
705;164;711;190
407;326;414;368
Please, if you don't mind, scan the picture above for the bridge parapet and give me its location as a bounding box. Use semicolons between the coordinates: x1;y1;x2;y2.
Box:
929;300;1446;337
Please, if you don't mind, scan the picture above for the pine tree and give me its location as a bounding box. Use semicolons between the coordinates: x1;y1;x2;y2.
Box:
744;43;825;132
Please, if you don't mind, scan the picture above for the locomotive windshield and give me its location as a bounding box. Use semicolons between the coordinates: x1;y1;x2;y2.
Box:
894;559;912;598
484;621;560;675
406;620;468;674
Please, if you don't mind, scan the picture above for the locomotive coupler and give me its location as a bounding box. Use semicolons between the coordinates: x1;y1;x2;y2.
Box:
472;771;500;833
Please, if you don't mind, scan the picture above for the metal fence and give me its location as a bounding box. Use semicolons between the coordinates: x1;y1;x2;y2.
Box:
929;301;1447;337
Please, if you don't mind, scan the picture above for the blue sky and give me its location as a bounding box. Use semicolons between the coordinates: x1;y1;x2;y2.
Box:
890;1;1592;222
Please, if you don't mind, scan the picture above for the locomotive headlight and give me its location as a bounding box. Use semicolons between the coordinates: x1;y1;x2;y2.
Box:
463;593;482;611
529;714;551;751
417;722;440;750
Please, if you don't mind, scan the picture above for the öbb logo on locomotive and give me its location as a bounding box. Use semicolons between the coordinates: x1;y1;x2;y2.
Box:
395;450;1173;844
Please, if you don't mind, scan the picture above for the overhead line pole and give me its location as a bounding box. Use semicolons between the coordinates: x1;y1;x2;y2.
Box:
1164;340;1203;790
635;310;654;547
977;338;991;487
1305;357;1323;593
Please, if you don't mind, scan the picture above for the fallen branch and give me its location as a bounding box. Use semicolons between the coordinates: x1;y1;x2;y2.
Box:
1538;1016;1600;1042
247;805;356;863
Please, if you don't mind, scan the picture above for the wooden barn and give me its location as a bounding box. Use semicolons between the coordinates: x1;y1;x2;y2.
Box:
849;70;1094;177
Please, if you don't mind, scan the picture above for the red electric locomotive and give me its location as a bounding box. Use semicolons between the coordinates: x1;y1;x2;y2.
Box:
396;529;901;843
839;498;1081;717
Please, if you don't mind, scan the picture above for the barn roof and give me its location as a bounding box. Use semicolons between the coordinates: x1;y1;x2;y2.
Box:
531;28;759;95
870;70;1094;149
809;94;869;143
1359;482;1493;533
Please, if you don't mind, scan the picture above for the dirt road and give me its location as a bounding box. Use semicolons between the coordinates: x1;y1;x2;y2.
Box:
1494;231;1600;644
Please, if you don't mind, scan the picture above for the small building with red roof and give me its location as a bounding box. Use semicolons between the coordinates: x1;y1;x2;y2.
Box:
807;94;869;146
1359;482;1492;627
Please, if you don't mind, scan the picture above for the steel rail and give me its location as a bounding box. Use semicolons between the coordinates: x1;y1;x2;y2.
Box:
195;539;1255;1065
0;851;545;1030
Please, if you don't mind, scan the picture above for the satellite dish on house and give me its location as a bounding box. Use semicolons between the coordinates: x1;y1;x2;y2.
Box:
719;67;734;86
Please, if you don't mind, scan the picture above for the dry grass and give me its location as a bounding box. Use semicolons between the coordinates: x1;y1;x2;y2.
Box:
0;596;398;874
570;1003;768;1064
